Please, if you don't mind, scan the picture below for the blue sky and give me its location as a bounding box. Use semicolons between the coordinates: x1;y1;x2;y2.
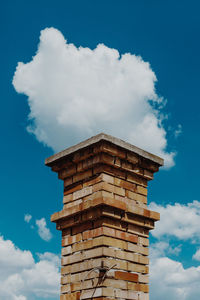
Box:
1;1;200;299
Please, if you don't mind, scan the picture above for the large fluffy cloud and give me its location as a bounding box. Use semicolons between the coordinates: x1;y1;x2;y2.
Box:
150;242;200;300
0;236;59;300
13;27;175;168
149;200;200;241
149;200;200;299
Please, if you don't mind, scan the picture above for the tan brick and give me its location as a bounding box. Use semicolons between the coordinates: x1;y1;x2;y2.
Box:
94;217;127;232
137;185;148;196
127;282;149;292
82;175;102;187
62;245;72;256
64;199;82;209
115;249;148;265
125;190;147;204
61;256;148;276
123;213;154;230
127;173;147;187
128;224;149;238
60;284;70;293
128;262;149;274
64;184;82;195
103;278;127;289
138;237;149;247
73;186;92;200
101;142;126;159
72;222;93;235
73;169;93;183
139;274;149;284
127;152;139;164
63;193;73;204
115;289;138;299
63;176;73;187
101;173;114;184
80;288;102;299
60;292;80;300
121;160;133;171
127;242;149;256
138;292;149;300
82;226;138;244
61;258;103;275
143;169;154;180
59;164;76;179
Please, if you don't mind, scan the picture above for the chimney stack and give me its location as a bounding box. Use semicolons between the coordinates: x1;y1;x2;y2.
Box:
45;133;163;300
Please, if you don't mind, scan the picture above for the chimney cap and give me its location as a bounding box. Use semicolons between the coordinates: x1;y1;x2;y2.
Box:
45;132;164;167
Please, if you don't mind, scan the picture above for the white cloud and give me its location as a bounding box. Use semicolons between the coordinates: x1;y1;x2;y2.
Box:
193;249;200;261
149;201;200;299
35;218;52;241
13;27;175;168
150;241;181;259
149;200;200;241
0;236;59;300
150;255;200;300
174;124;182;138
24;214;32;223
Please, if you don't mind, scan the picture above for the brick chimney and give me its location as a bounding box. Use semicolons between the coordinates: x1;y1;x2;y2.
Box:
45;133;163;300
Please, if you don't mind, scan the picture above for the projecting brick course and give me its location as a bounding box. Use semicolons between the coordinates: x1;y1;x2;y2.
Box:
46;133;163;299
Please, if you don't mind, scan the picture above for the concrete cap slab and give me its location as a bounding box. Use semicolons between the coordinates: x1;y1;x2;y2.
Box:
45;133;164;167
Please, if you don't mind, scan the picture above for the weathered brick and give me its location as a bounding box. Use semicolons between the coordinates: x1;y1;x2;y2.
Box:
72;222;93;235
73;169;93;184
139;274;149;284
94;217;127;231
128;224;149;237
127;152;139;164
59;164;76;179
127;282;149;292
63;177;73;187
121;160;133;171
128;262;149;274
101;152;115;165
138;292;149;300
60;284;70;293
82;175;102;187
115;249;149;265
143;169;154;180
62;233;82;247
138;237;149;247
64;184;82;196
125;190;147;204
137;185;148;196
82;226;138;244
60;292;80;300
127;173;147;187
63;193;73;204
73;186;92;200
62;245;72;256
115;289;138;299
101;142;126;159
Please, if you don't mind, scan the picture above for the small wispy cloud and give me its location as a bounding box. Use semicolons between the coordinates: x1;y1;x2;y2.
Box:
35;218;52;242
24;214;32;223
174;124;182;138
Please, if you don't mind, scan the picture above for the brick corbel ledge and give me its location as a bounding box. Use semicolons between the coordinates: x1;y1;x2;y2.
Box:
45;133;164;300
